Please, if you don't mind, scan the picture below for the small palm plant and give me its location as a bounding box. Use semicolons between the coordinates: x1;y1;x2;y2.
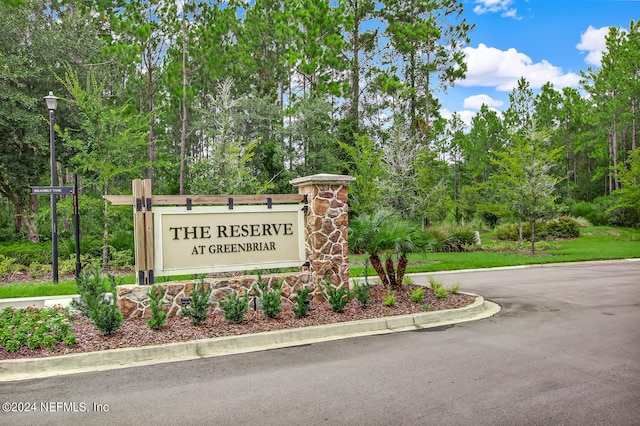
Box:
349;210;433;289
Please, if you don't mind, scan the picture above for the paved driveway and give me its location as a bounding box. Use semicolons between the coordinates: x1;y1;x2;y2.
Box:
1;260;639;425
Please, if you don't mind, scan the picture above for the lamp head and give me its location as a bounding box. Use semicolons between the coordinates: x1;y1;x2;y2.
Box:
44;91;58;111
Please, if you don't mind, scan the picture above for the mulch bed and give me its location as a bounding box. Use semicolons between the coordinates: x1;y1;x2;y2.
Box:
0;285;475;360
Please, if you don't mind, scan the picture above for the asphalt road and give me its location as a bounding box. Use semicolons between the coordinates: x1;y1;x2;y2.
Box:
1;260;639;426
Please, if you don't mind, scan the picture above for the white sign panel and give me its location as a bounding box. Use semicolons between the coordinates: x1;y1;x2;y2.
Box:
153;205;305;276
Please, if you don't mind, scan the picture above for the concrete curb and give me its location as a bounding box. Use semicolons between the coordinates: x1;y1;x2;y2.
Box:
0;294;499;382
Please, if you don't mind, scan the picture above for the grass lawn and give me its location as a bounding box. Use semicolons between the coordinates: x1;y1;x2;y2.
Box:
1;226;638;299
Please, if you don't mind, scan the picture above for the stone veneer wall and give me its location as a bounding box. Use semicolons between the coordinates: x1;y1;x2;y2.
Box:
290;174;355;289
116;174;354;318
117;272;313;319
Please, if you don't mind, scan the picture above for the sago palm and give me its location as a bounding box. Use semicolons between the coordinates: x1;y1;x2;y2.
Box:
349;210;431;288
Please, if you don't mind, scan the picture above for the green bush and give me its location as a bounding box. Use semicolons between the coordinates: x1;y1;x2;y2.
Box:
410;286;425;303
0;242;50;265
352;280;371;308
108;248;134;269
291;287;311;318
256;276;283;319
219;292;249;324
147;285;167;330
426;227;478;252
383;288;396;306
429;276;449;299
27;261;49;279
321;276;351;313
181;279;213;326
0;306;76;353
0;254;22;278
73;268;123;335
545;217;580;239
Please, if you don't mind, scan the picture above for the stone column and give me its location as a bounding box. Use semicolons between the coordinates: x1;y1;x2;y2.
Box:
290;174;355;288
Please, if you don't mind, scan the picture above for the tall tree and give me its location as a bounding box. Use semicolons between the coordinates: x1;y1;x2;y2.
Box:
381;0;473;144
59;67;149;267
490;124;562;253
0;0;102;240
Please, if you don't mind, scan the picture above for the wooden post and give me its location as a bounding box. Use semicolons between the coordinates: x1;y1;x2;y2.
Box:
132;179;146;285
143;179;154;285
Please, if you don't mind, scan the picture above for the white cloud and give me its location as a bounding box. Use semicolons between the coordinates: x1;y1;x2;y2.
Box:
473;0;519;19
463;94;503;110
576;25;610;66
440;108;477;127
459;43;581;91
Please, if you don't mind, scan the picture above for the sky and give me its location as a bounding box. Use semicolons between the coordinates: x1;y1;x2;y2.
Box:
441;0;640;125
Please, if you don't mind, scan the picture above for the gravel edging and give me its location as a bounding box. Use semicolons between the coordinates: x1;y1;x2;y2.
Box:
0;293;500;382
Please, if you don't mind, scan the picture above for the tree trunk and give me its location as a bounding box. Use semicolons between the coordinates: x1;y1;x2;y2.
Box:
385;257;397;288
369;253;389;286
179;16;188;196
396;254;408;288
530;220;536;255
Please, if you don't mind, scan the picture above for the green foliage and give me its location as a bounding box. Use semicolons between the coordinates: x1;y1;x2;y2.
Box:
545;217;580;239
108;249;134;269
27;262;49;279
181;280;213;326
219;292;250;324
0;243;50;266
321;276;351;313
423;304;434;311
147;285;167;330
291;287;312;319
426;227;479;252
352;280;371;308
91;296;124;336
0;306;76;353
349;210;431;287
0;254;22;278
410;286;425;303
429;276;449;299
256;277;283;319
451;283;460;294
73;267;123;335
383;288;396;307
338;134;383;217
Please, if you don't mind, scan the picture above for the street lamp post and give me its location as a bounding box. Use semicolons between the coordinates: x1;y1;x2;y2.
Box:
44;92;59;283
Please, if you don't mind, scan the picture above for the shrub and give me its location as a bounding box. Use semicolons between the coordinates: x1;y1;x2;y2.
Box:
429;276;449;299
256;277;282;319
426;226;478;252
321;276;351;313
291;287;311;318
108;248;134;269
423;304;434;312
451;283;460;294
383;288;396;307
27;261;49;279
73;268;123;335
181;279;213;326
545;217;580;239
147;285;167;330
91;295;124;336
352;280;371;308
219;292;249;324
410;287;425;303
0;306;76;353
0;254;22;278
0;242;49;266
59;256;77;275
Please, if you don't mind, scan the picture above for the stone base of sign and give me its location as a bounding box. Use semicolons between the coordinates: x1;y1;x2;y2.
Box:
116;272;317;319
